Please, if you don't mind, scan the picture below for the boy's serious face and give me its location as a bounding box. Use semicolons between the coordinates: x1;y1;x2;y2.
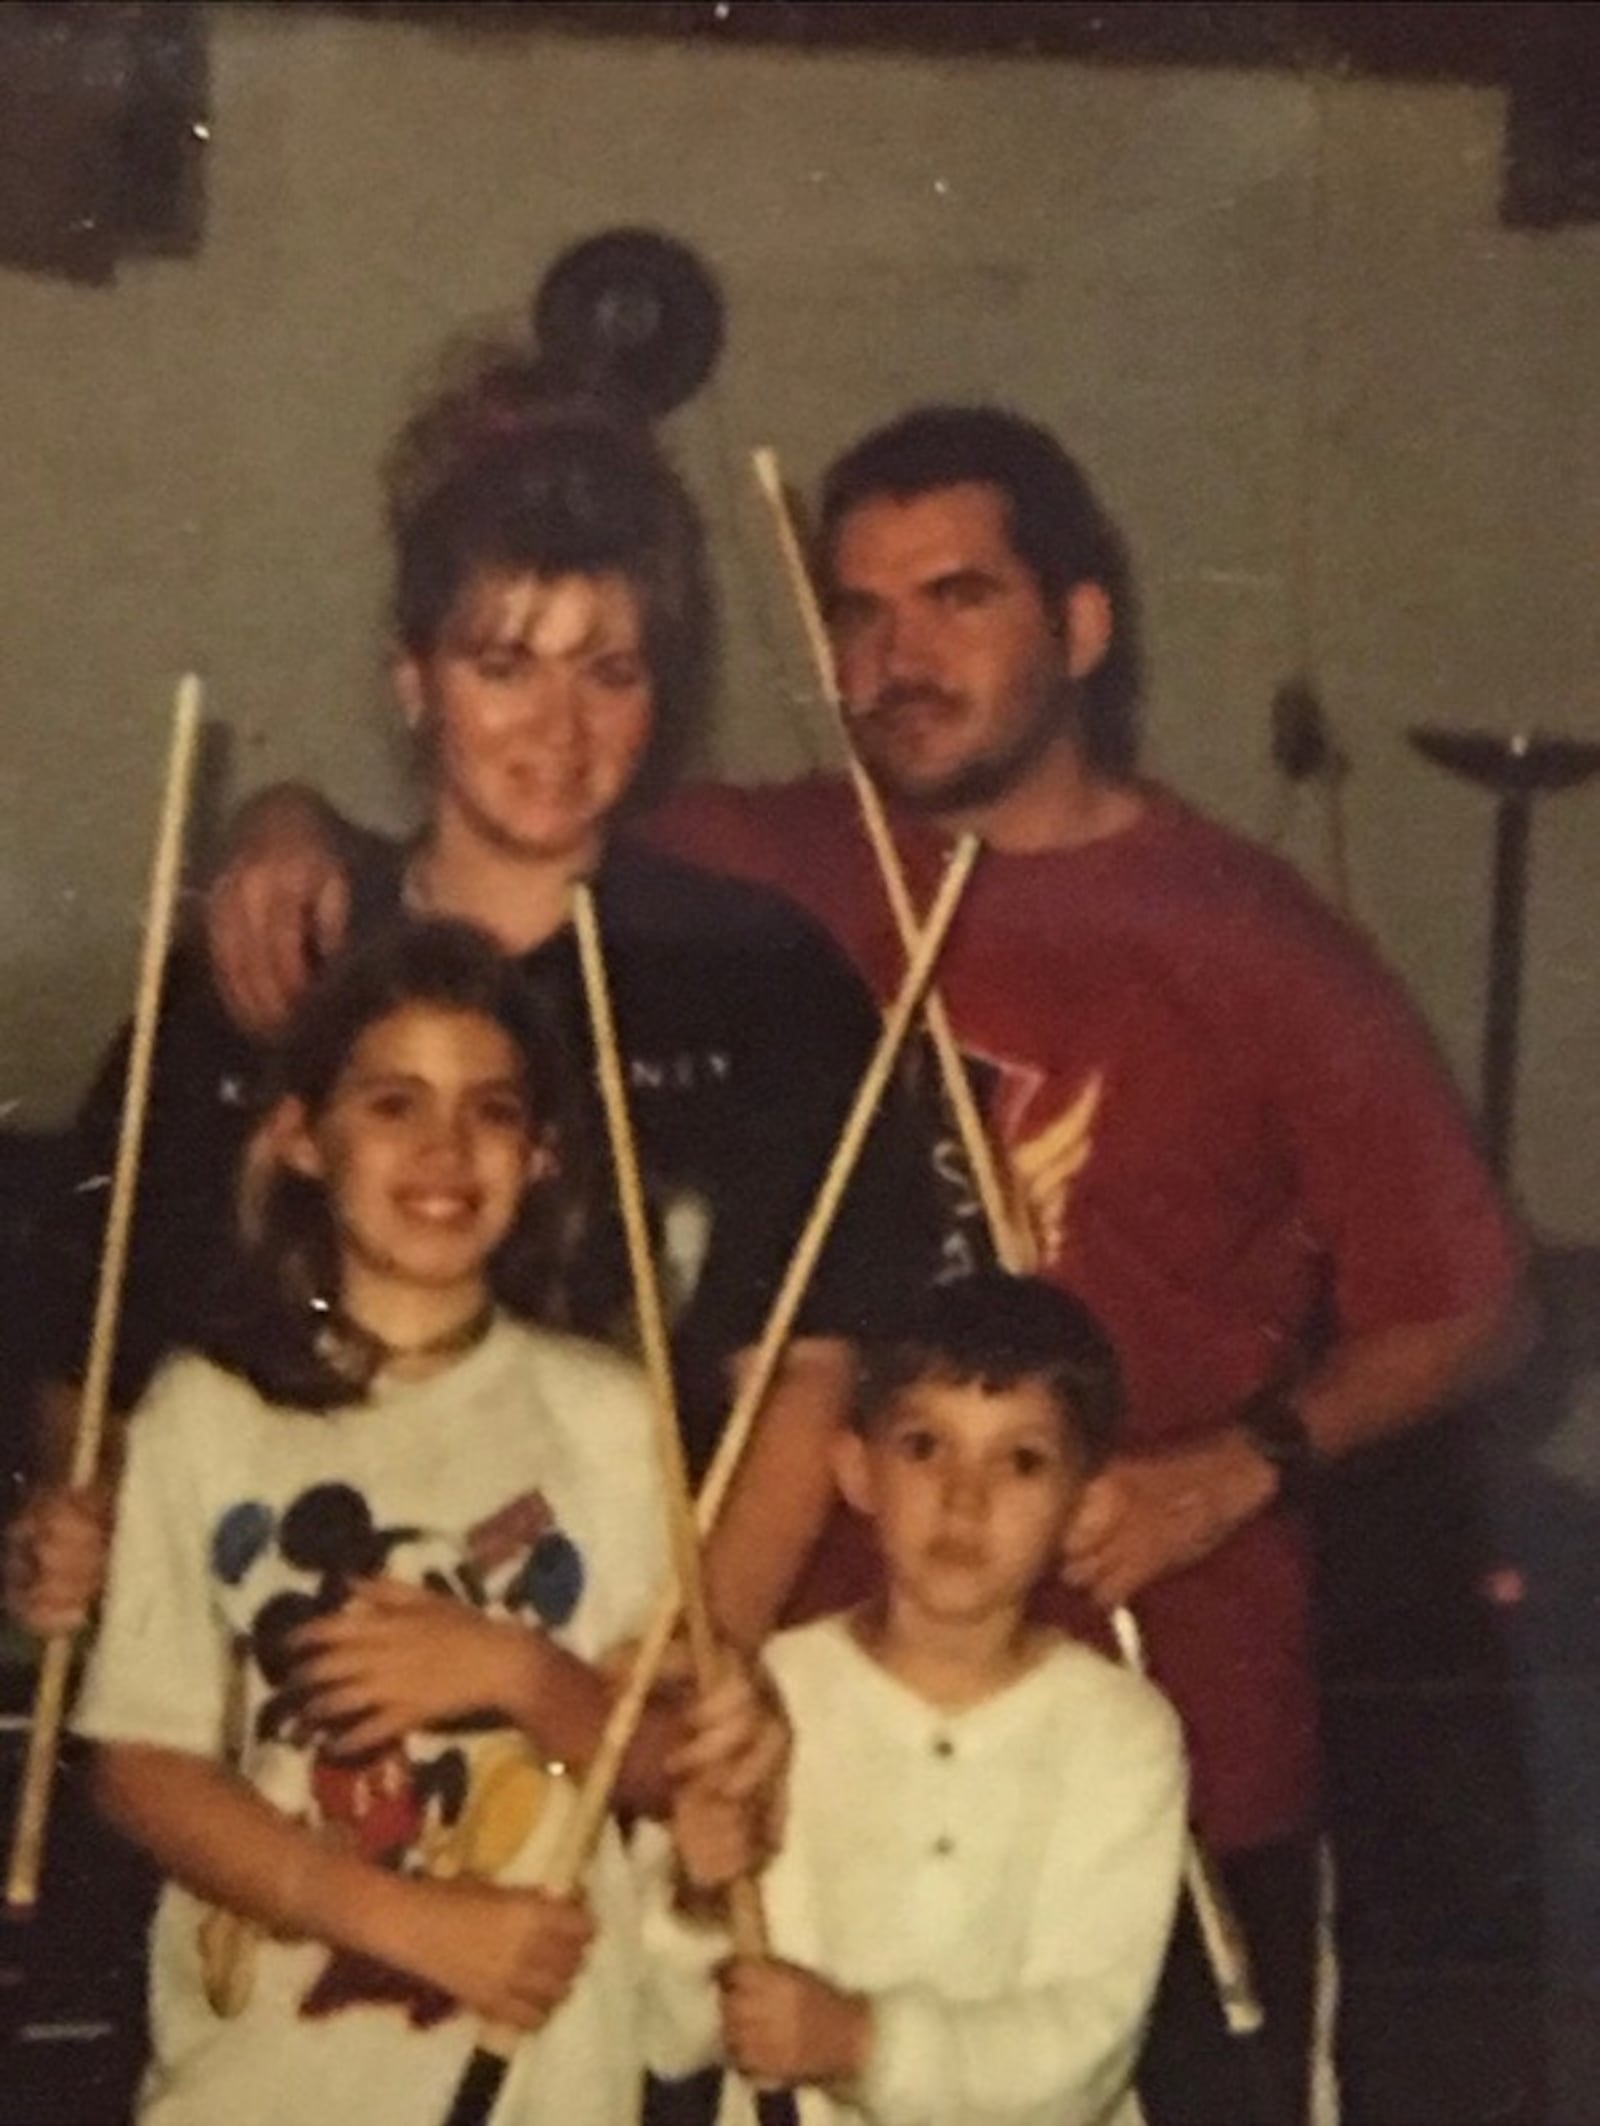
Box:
282;1003;550;1348
835;1377;1087;1631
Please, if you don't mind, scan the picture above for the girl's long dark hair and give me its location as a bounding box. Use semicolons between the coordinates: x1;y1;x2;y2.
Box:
200;919;598;1411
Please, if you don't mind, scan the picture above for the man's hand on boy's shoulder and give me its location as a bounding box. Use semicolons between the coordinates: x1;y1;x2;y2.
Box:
1061;1433;1280;1607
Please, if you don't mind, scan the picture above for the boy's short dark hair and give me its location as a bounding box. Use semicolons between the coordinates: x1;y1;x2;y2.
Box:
818;404;1141;776
851;1271;1122;1469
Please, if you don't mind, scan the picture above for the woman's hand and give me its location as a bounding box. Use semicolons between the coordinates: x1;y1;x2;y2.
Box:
288;1578;535;1752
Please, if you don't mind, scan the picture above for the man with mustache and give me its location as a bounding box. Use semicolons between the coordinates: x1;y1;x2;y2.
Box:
136;404;1523;2123
643;407;1524;2124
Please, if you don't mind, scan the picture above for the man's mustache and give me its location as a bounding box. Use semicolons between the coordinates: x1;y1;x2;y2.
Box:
851;681;965;725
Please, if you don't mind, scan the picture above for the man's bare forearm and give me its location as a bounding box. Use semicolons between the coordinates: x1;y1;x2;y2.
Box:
1292;1292;1532;1464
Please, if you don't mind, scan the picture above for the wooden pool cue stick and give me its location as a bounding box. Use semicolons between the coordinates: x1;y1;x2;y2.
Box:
751;446;1034;1273
572;886;722;1683
1110;1606;1264;2037
571;833;976;1839
752;448;1266;2040
6;675;204;1914
572;884;797;2126
440;835;979;2126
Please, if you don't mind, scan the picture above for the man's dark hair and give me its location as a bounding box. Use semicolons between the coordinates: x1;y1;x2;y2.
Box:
851;1271;1123;1468
819;405;1141;775
203;919;599;1410
392;395;713;801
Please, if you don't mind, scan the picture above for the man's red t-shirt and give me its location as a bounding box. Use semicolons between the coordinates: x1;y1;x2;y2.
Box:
644;774;1521;1851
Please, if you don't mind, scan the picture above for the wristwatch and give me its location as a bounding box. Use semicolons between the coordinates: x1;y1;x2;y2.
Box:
1234;1384;1320;1508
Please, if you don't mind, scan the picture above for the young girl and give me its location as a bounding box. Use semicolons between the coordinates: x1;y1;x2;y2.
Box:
72;918;770;2126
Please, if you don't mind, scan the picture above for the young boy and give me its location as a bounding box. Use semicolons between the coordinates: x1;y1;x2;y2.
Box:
643;1272;1187;2126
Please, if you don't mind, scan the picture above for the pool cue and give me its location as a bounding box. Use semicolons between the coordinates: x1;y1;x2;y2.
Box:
6;676;204;1913
1109;1607;1263;2038
750;447;1033;1273
440;835;979;2126
573;884;797;2126
752;449;1267;2040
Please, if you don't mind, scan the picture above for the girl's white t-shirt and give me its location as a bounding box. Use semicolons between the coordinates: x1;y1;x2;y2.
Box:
74;1318;668;2126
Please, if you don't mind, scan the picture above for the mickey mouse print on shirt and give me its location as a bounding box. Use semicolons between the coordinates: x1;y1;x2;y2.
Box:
197;1479;586;2027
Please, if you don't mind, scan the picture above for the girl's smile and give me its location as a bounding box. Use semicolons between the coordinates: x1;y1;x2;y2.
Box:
283;1001;551;1357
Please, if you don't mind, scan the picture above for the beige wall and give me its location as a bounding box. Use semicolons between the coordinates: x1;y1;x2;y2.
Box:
1;6;1597;1235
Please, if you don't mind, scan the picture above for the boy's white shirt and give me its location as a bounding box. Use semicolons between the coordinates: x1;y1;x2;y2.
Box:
73;1318;668;2126
639;1614;1185;2126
